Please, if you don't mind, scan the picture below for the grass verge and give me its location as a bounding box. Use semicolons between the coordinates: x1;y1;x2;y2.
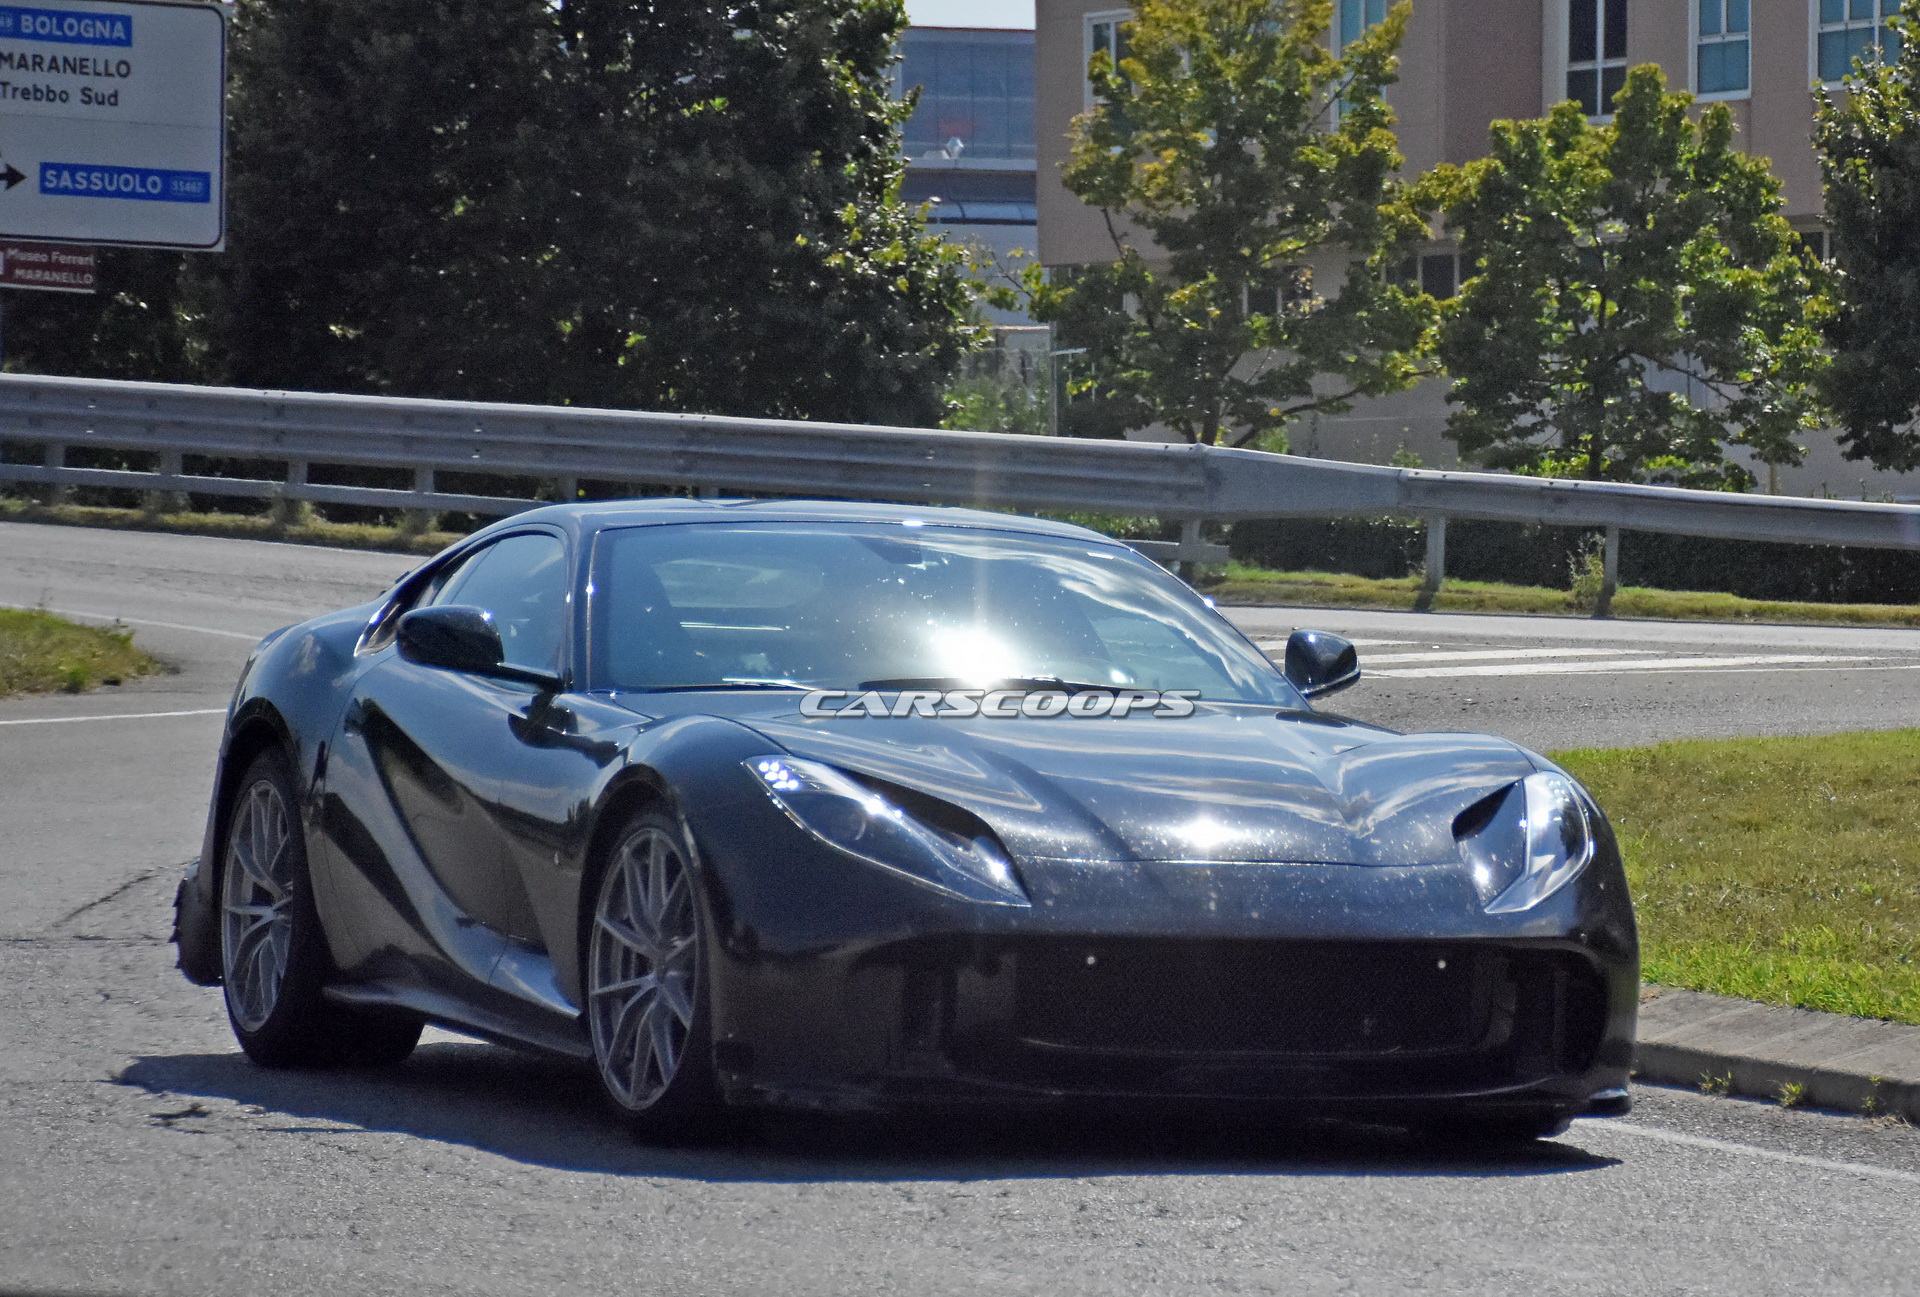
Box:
0;497;463;556
1206;562;1920;627
1553;730;1920;1026
0;607;161;695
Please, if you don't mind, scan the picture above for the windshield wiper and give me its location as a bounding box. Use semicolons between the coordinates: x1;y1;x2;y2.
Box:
857;675;1125;695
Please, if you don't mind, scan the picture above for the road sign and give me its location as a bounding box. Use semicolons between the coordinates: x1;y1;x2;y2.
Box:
0;0;223;249
0;238;94;290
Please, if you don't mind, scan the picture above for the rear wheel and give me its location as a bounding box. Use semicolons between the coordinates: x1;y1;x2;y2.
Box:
220;749;422;1068
585;810;719;1140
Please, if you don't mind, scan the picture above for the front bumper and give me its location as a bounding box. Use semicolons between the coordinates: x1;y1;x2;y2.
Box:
689;797;1639;1119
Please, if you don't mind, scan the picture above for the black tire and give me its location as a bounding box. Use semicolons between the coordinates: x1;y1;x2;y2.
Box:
584;808;721;1141
1414;1107;1573;1144
218;748;423;1069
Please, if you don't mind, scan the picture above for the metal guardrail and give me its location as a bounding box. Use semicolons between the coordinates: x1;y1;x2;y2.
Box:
4;372;1920;592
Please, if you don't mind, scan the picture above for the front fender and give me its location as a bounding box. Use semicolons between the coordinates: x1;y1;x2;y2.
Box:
175;607;377;987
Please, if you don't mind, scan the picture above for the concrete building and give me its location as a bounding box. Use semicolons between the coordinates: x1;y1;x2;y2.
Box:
1035;0;1912;497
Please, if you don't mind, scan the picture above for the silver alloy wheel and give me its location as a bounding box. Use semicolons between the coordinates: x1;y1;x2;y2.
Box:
220;778;297;1032
588;824;700;1111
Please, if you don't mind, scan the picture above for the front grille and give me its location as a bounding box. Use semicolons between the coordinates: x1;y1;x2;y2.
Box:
925;938;1610;1098
1012;939;1495;1058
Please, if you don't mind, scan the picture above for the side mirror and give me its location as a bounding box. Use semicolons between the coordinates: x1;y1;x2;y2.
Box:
1283;629;1360;699
397;605;563;690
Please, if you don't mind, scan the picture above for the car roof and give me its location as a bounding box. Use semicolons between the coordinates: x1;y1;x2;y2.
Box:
469;498;1122;547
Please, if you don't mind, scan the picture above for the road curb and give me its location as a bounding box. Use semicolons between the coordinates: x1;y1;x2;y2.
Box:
1632;987;1920;1121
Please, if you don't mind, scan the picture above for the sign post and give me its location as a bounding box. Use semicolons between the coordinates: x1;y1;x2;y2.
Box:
0;0;225;249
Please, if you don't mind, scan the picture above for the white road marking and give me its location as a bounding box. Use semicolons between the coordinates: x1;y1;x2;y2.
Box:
1362;647;1627;665
1598;1121;1920;1187
1;602;265;642
1371;654;1879;679
1255;637;1413;648
0;708;226;727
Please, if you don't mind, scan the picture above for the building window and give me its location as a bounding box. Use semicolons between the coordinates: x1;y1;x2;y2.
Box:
1696;0;1750;95
1818;0;1902;83
1338;0;1388;49
1244;266;1313;318
1568;0;1628;116
1395;252;1464;299
897;28;1035;164
1086;11;1131;104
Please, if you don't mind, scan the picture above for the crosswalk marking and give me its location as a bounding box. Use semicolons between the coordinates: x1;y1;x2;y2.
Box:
1254;637;1412;649
1369;653;1879;679
1361;647;1626;666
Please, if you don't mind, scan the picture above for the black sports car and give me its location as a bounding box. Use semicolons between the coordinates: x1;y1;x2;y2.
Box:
174;500;1637;1140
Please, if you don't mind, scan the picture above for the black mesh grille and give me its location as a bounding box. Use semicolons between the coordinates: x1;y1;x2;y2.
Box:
1010;939;1498;1058
873;936;1612;1099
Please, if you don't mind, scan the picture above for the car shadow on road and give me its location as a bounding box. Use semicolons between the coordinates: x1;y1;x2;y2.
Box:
120;1042;1621;1183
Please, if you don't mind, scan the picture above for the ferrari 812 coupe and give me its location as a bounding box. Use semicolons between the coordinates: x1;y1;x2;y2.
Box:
174;500;1637;1140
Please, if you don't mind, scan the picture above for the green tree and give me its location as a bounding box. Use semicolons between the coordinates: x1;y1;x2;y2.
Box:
1813;0;1920;470
190;0;562;400
7;0;980;426
1015;0;1433;446
541;0;982;424
1432;65;1828;487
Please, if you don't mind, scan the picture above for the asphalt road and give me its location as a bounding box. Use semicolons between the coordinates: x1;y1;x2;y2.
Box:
1229;604;1920;751
5;519;1920;1297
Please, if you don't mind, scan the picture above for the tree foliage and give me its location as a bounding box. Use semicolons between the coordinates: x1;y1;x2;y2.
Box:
1017;0;1433;446
4;0;980;425
1431;66;1828;487
1813;0;1920;471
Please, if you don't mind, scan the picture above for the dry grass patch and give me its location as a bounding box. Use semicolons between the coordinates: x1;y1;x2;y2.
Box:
0;608;160;696
1206;562;1920;628
0;497;462;556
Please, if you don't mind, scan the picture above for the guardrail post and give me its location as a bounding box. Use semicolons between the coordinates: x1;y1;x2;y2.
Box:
1171;519;1232;581
1177;519;1202;581
269;460;308;532
556;474;579;504
401;466;438;537
145;450;186;516
41;442;69;505
1417;514;1446;610
1594;525;1620;619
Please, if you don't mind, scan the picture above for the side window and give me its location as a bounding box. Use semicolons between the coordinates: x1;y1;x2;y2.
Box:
361;557;467;654
428;545;501;609
431;532;572;675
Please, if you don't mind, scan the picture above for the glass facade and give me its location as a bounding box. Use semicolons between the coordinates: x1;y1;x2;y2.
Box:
1819;0;1902;82
898;28;1035;164
1697;0;1749;94
1567;0;1628;116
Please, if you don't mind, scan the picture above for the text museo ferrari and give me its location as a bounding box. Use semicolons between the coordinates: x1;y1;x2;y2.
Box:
799;688;1201;719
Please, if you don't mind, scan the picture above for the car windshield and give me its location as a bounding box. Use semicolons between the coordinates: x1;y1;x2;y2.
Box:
591;521;1300;705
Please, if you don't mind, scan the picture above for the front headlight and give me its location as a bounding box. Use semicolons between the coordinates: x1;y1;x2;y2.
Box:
1481;770;1596;914
745;757;1030;907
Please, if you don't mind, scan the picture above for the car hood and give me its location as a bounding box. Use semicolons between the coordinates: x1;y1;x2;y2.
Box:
625;695;1540;867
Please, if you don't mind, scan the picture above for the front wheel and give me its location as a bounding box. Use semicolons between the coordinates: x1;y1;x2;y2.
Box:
220;749;422;1068
585;809;720;1140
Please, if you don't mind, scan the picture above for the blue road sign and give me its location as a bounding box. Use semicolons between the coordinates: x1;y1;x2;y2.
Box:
39;161;208;202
